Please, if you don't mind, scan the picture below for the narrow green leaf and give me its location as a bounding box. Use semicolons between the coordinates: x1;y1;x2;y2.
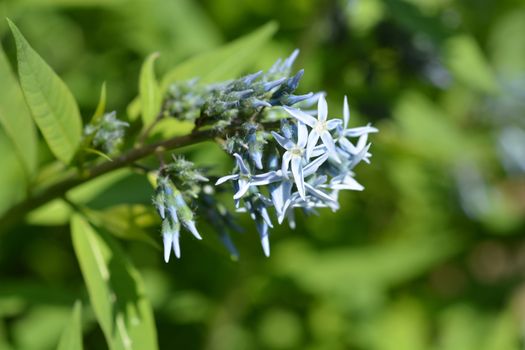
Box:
92;82;107;122
71;215;158;350
127;22;277;121
57;301;83;350
445;35;498;93
161;21;278;89
139;52;161;125
7;19;82;164
0;131;27;216
84;204;160;249
0;44;37;177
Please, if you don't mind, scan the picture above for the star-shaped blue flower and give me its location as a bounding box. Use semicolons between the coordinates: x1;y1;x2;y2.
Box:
284;95;342;162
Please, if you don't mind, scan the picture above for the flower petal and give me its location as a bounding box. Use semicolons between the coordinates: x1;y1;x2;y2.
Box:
343;125;378;137
163;232;174;263
318;95;328;122
260;227;270;257
283;106;317;127
184;220;202;240
172;231;181;259
343;95;350;129
306;130;320;160
271;131;294;150
233;179;250;200
297;121;308;148
291;156;305;199
326;119;342;130
215;174;239;186
282;151;292;176
233;153;250;175
321;131;341;163
303;153;329;177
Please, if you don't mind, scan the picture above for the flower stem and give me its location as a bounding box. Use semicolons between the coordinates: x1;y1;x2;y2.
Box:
0;128;212;233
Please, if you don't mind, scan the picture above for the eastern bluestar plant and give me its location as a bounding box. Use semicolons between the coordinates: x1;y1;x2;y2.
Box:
148;50;378;259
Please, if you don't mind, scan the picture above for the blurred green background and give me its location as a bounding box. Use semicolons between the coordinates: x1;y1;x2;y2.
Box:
1;0;525;349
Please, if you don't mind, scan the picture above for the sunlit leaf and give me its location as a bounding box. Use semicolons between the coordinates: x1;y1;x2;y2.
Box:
161;21;277;89
0;44;37;178
8;19;82;164
57;301;83;350
139;52;161;125
71;215;158;350
27;169;130;225
84;204;160;249
0;132;27;216
92;82;107;122
445;35;498;93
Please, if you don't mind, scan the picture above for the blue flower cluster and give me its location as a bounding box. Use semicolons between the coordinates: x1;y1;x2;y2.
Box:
153;51;377;261
216;95;377;256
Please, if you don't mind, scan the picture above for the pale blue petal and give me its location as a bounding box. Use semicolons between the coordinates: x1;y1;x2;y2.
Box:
184;220;202;240
233;179;250;200
305;183;339;210
271;131;294;150
303;153;329;177
172;231;181;258
318;95;328;122
216;174;239;185
321;131;341;163
291;156;305;199
282;151;292;175
297;121;308;148
339;137;358;155
283;106;317;127
310;145;327;158
343;125;378;137
163;232;174;263
343;95;350;129
326;119;342;130
306;130;320;160
233;153;250;175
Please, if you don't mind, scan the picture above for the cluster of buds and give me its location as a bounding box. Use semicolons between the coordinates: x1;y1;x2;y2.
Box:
163;50;313;130
84;111;129;154
165;79;207;121
152;165;206;261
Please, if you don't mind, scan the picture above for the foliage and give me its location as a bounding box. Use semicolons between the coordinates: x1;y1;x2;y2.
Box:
0;1;524;349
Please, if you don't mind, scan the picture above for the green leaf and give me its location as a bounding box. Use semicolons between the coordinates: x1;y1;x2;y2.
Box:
83;204;160;249
7;19;82;164
0;44;37;177
0;131;27;216
139;52;161;125
57;301;83;350
70;215;158;350
27;168;130;225
92;82;107;122
161;21;278;89
445;35;498;93
127;22;277;121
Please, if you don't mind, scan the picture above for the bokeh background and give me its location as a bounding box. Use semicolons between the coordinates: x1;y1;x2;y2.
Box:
1;0;525;349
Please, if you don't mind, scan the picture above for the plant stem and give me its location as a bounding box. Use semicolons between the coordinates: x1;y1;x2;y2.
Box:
0;128;212;233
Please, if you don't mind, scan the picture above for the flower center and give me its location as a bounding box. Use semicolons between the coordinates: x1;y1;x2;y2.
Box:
291;147;303;156
314;121;327;133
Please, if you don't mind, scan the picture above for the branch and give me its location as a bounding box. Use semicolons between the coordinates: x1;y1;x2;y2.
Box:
0;120;281;234
0;128;212;233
